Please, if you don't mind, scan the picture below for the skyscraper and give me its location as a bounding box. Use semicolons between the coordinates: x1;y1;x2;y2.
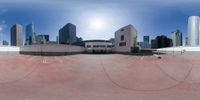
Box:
151;35;172;49
171;30;182;47
11;24;23;46
26;23;36;45
59;23;77;44
143;36;150;43
187;16;200;46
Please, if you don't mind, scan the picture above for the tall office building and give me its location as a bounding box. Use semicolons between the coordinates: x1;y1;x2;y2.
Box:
143;36;150;43
26;23;36;45
171;30;182;47
11;24;23;46
187;16;200;46
151;35;172;49
59;23;77;44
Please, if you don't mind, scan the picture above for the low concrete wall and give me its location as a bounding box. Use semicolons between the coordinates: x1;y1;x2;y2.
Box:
20;44;85;56
157;46;200;52
156;46;200;56
0;46;20;55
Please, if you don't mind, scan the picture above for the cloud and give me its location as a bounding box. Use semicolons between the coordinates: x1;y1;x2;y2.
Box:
0;27;2;32
0;21;7;32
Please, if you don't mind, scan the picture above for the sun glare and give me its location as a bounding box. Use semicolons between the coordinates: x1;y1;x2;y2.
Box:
89;18;105;29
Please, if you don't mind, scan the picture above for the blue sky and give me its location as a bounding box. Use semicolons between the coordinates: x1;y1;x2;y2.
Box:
0;0;200;45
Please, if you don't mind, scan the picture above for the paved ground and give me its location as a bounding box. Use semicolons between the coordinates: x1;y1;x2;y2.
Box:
0;54;200;100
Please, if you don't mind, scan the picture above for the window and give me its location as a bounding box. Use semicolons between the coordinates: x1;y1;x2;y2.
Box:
119;42;126;46
93;45;98;48
93;45;106;48
107;45;112;48
120;29;125;31
121;35;124;41
87;45;91;48
100;45;106;48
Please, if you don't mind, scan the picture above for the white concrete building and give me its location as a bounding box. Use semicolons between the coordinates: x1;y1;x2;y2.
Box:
114;25;137;53
188;16;200;46
85;40;112;53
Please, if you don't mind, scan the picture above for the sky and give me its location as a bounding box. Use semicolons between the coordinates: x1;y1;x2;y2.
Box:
0;0;200;45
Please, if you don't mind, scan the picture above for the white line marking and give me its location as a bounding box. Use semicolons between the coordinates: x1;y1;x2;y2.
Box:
140;56;144;61
42;57;47;63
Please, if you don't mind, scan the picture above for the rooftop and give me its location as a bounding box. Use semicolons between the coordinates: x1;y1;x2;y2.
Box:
0;54;199;99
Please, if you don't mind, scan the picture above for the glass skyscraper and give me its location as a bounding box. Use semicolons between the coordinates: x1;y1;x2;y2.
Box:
187;16;200;46
143;36;150;43
26;23;36;45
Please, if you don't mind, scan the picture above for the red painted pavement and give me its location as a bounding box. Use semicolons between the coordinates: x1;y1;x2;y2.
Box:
0;54;199;100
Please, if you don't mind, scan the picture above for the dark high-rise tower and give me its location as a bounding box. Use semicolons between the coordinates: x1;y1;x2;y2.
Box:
11;24;23;46
59;23;77;44
151;35;172;49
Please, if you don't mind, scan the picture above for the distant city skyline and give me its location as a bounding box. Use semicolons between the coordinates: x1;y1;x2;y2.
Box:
0;0;200;45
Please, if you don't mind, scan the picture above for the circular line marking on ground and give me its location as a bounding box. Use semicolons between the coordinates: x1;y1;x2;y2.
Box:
99;55;193;92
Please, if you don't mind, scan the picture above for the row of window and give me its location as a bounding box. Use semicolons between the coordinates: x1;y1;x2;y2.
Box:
87;45;112;48
119;42;126;46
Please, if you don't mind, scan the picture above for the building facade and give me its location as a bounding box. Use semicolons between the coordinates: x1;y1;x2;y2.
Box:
85;40;112;53
26;23;36;45
187;16;200;46
138;35;151;49
2;40;9;45
143;36;150;43
171;30;182;47
151;35;172;49
114;25;137;52
59;23;77;44
36;35;49;44
185;37;189;46
11;24;23;46
138;42;151;49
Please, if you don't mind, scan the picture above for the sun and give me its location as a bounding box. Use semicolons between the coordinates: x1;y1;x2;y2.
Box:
89;18;105;29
